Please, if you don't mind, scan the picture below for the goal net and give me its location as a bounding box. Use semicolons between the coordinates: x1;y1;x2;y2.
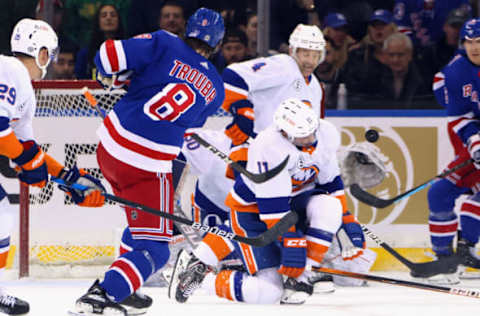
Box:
10;80;229;278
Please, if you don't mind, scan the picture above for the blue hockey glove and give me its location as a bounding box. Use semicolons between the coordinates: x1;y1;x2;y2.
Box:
96;69;132;91
224;99;256;146
337;212;365;260
58;166;106;207
13;140;48;188
467;134;480;169
278;231;307;278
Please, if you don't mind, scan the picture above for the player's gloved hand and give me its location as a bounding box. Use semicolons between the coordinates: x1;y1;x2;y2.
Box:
467;133;480;169
12;140;48;188
96;69;132;91
224;100;256;146
337;212;365;260
278;231;307;278
58;166;106;207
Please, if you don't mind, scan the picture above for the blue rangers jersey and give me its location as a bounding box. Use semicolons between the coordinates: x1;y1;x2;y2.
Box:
433;52;480;156
95;30;225;172
393;0;470;47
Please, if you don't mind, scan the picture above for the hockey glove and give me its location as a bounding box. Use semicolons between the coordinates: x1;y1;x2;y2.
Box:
467;133;480;169
12;140;48;188
224;99;256;146
58;166;106;207
96;69;132;91
278;231;307;278
337;212;365;260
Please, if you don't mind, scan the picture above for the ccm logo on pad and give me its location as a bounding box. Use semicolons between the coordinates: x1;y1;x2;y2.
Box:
285;239;307;247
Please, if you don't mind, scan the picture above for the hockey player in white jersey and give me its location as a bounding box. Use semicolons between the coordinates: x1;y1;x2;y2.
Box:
181;130;233;226
0;19;105;315
170;98;370;304
221;24;327;179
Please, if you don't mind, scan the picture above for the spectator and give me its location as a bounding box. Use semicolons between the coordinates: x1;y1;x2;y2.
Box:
393;0;471;48
0;0;37;55
75;3;125;79
62;0;130;48
416;7;471;84
50;40;77;79
378;33;435;108
212;28;248;72
322;12;356;69
343;9;397;96
244;11;258;58
314;36;343;108
158;0;186;36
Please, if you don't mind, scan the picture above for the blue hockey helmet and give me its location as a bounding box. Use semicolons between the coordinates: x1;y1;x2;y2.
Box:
461;18;480;41
186;8;225;48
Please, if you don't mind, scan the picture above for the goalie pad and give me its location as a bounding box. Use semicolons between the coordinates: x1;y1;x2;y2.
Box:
339;142;387;189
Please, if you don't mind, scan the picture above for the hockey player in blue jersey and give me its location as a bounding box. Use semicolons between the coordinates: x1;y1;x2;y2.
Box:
413;18;480;283
73;8;225;316
393;0;470;47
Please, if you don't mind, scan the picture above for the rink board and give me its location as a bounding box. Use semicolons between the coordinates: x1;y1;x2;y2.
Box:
2;110;473;271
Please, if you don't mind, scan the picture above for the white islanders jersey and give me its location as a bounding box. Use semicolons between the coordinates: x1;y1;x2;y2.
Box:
0;55;36;141
182;130;234;211
223;54;325;133
246;120;341;200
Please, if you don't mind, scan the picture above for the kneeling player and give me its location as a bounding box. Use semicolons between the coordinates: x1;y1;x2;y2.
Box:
169;98;367;304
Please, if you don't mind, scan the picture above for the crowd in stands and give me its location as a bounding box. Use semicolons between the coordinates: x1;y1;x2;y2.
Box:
1;0;478;109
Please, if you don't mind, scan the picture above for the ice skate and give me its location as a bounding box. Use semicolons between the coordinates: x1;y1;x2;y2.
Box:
75;279;127;316
0;289;29;315
168;249;212;303
119;291;152;315
280;277;314;304
410;254;460;284
308;272;335;294
457;237;480;269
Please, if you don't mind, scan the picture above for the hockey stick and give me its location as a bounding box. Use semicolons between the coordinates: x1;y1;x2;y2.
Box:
82;88;288;184
52;177;297;247
361;224;459;278
350;159;473;208
312;266;480;299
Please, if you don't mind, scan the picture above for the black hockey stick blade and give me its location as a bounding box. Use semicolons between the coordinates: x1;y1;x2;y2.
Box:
350;159;474;208
350;183;395;208
312;266;480;299
190;133;289;183
52;177;293;247
362;224;460;277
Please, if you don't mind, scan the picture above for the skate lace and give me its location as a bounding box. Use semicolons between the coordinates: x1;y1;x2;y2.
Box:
182;280;201;297
0;295;16;307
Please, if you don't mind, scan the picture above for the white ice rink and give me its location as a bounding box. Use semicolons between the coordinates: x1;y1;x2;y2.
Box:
2;272;479;316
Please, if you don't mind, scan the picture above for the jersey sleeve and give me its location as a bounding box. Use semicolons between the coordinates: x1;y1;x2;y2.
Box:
434;65;480;144
247;140;293;228
221;55;292;112
95;31;170;76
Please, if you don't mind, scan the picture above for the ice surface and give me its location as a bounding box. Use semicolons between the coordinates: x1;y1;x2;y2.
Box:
2;272;479;316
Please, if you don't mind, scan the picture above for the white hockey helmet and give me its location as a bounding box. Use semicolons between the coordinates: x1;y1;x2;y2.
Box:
11;18;58;79
289;24;326;63
274;98;319;142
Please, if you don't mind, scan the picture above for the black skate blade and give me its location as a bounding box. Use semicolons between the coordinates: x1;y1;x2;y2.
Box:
68;310;142;316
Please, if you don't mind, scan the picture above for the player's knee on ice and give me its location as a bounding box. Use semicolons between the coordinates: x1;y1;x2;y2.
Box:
239;268;284;304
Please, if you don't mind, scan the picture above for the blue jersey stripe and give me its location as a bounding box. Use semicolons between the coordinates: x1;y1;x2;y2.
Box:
256;197;290;214
223;68;249;91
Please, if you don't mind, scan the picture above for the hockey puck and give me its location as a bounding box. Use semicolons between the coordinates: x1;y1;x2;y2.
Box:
365;129;379;143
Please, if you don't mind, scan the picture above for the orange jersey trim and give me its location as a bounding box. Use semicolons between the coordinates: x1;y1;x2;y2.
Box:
215;270;234;300
0;132;23;159
221;89;247;112
202;232;233;261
